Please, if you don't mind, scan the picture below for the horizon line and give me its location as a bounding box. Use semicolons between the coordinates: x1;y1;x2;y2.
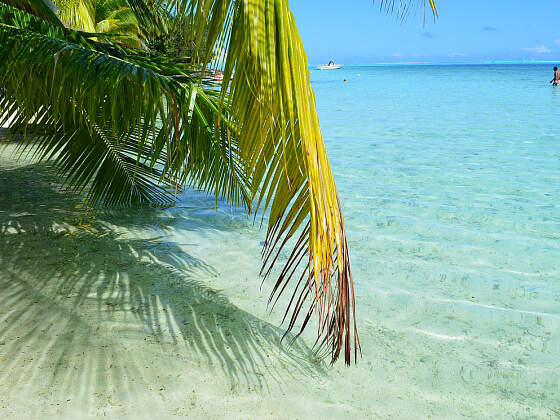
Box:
309;60;560;66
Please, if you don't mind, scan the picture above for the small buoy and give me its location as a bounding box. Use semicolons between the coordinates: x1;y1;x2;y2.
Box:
357;74;361;76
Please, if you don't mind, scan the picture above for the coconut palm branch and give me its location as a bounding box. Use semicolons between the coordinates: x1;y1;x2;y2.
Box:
1;0;436;365
90;0;143;48
156;0;436;364
53;0;96;31
50;0;155;48
2;0;63;25
0;2;250;207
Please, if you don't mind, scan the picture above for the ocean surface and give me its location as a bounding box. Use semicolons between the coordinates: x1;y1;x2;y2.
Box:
1;64;559;418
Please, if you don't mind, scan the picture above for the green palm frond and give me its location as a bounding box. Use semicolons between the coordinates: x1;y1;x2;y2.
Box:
50;0;163;46
2;0;63;25
126;0;166;35
0;8;250;207
95;1;142;48
0;2;68;36
0;1;114;45
5;106;173;203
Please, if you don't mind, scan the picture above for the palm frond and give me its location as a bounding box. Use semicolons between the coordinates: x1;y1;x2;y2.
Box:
52;0;96;31
157;0;361;364
0;1;113;45
95;1;143;48
2;0;63;26
377;0;438;21
0;9;250;207
126;0;166;35
159;0;437;365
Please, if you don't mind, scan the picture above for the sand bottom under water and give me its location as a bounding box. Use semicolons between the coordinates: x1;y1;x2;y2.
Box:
0;138;558;419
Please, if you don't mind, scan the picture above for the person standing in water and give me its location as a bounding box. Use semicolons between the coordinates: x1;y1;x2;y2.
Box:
550;66;560;85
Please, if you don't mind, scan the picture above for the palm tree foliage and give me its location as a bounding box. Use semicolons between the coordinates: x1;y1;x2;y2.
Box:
2;0;62;24
90;0;143;48
48;0;142;47
0;0;436;364
146;14;205;60
53;0;95;30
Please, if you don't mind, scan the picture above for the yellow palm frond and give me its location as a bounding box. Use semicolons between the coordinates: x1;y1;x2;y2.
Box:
53;0;96;31
158;0;362;363
161;0;437;364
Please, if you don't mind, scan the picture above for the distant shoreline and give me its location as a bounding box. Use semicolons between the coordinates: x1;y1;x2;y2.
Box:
310;60;560;67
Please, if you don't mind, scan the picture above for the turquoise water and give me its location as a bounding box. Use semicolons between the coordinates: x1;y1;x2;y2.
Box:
1;64;559;418
312;64;560;414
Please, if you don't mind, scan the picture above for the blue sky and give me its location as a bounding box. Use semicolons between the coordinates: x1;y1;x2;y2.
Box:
290;1;558;64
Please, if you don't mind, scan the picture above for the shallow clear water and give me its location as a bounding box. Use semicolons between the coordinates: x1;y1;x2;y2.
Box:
1;64;559;418
312;64;560;415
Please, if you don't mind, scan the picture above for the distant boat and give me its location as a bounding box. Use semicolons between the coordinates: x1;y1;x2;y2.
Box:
316;62;342;70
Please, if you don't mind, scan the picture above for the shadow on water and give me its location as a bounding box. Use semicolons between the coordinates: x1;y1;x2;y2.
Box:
0;157;324;416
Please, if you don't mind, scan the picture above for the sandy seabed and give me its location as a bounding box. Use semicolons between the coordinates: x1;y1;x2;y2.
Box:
0;138;558;419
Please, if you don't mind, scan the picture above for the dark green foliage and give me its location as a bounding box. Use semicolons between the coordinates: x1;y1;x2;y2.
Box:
146;16;205;61
0;4;249;206
2;0;63;25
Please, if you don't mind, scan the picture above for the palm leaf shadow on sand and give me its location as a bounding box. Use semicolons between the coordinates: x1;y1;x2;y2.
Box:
0;157;325;416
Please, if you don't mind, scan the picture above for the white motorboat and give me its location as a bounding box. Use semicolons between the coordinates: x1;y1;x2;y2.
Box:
316;62;342;70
